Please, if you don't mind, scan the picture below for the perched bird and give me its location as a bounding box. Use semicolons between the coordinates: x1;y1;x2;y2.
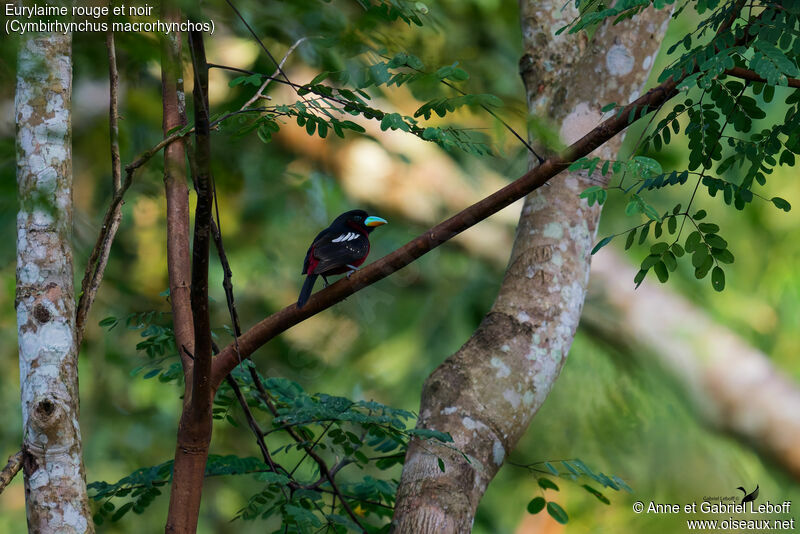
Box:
297;209;387;308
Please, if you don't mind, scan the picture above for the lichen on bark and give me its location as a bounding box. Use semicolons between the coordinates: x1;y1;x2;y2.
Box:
392;3;672;532
16;32;93;534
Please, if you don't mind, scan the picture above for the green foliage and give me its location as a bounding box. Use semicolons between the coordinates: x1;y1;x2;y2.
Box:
225;364;454;531
517;457;631;525
574;1;794;291
90;366;456;531
99;311;182;383
559;0;677;36
224;47;499;157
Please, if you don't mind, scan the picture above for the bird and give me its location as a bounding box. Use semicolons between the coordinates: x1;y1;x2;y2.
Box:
297;209;387;308
737;485;759;504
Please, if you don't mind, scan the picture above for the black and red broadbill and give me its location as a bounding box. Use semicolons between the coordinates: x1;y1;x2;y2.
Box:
297;209;388;308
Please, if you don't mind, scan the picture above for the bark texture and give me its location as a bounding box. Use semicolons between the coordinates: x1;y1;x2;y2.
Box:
587;249;800;480
391;4;671;532
165;30;215;534
16;32;94;533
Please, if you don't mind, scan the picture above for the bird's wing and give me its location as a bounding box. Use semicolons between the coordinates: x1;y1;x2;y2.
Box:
311;232;369;274
302;228;330;274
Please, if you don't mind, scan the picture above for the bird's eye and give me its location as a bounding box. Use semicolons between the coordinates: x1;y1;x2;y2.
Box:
354;216;363;221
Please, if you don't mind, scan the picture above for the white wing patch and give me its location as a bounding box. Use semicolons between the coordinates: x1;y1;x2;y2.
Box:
332;232;359;243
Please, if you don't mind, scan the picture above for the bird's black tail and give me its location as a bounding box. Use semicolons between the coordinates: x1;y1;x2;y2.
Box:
297;274;318;308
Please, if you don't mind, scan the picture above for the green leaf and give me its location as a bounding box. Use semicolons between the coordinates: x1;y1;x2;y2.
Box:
582;484;611;504
591;236;614;255
692;246;709;268
111;502;133;522
305;118;316;136
527;497;546;514
771;197;792;212
662;251;677;271
143;368;161;380
685;231;702;252
538;478;559;491
612;475;633;493
711;266;725;291
650;242;669;255
546;502;569;524
631;156;663;177
309;71;329;85
625;230;636;250
698;223;720;233
561;461;580;477
654;261;669;283
713;248;734;264
99;316;117;328
693;209;707;220
641;254;660;270
705;234;727;249
580;185;603;200
437;458;445;472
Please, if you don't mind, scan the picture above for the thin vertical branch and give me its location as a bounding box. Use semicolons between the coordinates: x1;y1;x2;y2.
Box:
75;27;123;346
161;25;195;372
163;8;206;534
187;29;214;416
165;30;216;534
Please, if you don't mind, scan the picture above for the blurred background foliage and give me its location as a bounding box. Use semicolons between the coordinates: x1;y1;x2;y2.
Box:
0;0;798;532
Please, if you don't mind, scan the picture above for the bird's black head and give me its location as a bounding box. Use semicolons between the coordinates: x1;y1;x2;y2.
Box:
331;209;388;234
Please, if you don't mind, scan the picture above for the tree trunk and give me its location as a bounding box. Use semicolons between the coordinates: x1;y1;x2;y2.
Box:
392;4;671;532
165;28;216;534
16;32;94;533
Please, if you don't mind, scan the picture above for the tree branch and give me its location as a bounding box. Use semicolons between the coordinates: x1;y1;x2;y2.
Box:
209;73;684;388
724;66;800;88
161;28;195;372
240;36;310;109
224;374;283;475
188;29;214;419
75;28;124;347
0;451;23;495
208;0;761;392
246;368;367;531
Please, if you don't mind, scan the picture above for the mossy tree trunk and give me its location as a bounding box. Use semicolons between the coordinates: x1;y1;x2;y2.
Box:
16;32;94;534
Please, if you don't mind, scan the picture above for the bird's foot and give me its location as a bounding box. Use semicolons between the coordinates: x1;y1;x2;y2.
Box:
322;276;330;288
345;265;361;279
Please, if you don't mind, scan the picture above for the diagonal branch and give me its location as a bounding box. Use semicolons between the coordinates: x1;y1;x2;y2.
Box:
75;28;124;346
0;450;23;495
247;368;367;531
240;36;310;110
724;66;800;88
209;77;683;388
209;1;760;390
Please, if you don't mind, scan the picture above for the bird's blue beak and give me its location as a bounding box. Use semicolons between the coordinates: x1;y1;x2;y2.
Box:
365;216;387;227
